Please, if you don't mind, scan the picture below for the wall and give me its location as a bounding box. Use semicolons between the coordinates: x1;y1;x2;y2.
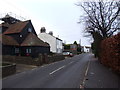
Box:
2;45;16;55
56;39;63;53
20;46;50;57
2;63;16;77
100;33;120;74
2;55;42;66
48;54;65;63
38;33;57;53
3;54;65;66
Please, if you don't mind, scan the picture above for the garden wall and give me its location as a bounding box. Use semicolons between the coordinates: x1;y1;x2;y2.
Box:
48;54;65;63
2;63;16;77
2;55;42;66
2;54;65;66
100;33;120;73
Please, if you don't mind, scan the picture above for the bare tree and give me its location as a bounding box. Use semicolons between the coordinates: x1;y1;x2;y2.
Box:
77;0;120;39
76;0;120;57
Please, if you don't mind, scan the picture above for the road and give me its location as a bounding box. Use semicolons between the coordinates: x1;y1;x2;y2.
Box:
2;53;91;88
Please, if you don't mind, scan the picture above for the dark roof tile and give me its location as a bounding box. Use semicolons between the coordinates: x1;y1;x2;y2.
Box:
3;21;28;34
21;33;49;47
0;34;19;46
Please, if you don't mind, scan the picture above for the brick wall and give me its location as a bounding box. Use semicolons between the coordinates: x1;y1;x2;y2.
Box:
2;55;42;66
3;54;65;66
48;54;65;63
100;33;120;73
2;63;16;77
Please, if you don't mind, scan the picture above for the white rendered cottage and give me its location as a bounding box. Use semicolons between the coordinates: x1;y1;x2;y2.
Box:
38;27;63;53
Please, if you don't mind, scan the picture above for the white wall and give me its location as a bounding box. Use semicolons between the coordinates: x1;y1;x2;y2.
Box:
56;39;63;53
38;33;63;53
83;46;90;52
38;33;57;53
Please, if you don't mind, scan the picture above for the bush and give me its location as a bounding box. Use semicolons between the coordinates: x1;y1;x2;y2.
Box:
100;33;120;74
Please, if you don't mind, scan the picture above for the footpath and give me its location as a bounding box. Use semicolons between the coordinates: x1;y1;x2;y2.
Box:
84;54;119;89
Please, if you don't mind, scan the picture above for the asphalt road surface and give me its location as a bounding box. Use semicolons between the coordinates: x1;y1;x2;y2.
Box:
2;53;91;88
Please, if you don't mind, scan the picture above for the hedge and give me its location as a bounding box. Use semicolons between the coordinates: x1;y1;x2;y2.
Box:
100;33;120;74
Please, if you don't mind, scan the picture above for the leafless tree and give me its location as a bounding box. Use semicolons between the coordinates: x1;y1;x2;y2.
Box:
77;0;120;39
76;0;120;57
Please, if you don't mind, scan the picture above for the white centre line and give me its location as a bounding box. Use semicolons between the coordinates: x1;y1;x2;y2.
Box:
70;61;73;64
67;61;74;65
49;65;65;75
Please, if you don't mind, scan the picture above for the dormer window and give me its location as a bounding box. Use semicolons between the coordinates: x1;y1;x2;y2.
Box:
28;28;32;32
20;34;22;37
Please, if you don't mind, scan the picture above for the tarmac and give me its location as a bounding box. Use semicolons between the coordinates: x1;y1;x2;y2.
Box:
84;54;119;89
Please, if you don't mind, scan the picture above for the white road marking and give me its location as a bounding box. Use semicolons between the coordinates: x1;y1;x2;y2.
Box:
80;60;90;88
49;65;65;75
70;61;73;64
68;61;74;65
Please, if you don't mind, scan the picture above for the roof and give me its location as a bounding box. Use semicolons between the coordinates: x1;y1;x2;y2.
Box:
3;20;29;34
39;33;62;41
0;34;19;46
0;23;10;27
56;37;62;41
21;33;49;47
85;46;91;48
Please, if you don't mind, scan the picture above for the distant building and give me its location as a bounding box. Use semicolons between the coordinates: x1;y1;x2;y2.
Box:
38;27;63;53
70;44;77;55
81;46;91;53
0;14;50;57
63;43;80;55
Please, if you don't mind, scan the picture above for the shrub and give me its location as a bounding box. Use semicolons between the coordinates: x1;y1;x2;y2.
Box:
100;33;120;74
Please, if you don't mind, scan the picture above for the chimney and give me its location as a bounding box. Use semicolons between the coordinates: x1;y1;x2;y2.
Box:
49;31;53;36
40;27;46;33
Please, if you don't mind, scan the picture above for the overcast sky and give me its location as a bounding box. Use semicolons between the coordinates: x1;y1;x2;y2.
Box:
0;0;93;46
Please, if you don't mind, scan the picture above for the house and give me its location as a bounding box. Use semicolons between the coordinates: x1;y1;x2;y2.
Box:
81;46;91;53
0;34;19;55
38;27;63;53
63;43;81;55
0;14;50;57
70;44;77;55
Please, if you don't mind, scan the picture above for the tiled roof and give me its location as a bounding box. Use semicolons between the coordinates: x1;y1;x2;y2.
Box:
21;33;49;47
3;21;29;34
0;34;19;46
0;23;10;27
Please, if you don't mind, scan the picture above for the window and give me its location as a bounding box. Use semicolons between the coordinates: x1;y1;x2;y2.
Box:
20;34;22;37
26;49;29;53
28;28;32;32
26;48;31;53
15;48;19;53
0;27;2;33
29;49;31;53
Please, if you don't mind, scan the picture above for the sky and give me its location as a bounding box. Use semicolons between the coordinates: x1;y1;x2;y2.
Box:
0;0;92;46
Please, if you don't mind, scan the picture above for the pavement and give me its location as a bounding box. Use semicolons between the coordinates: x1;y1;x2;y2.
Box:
83;53;120;89
16;64;37;73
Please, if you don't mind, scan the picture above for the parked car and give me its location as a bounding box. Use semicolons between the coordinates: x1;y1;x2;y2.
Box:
63;52;74;57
